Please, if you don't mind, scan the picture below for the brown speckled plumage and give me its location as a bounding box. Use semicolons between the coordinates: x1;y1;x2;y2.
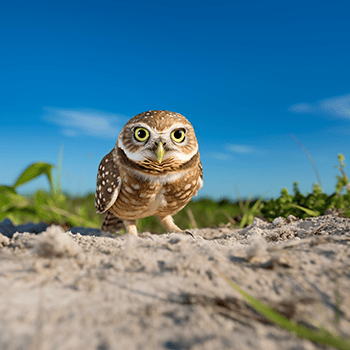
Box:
95;110;203;236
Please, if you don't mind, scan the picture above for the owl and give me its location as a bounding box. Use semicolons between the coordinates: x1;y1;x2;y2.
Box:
94;110;203;236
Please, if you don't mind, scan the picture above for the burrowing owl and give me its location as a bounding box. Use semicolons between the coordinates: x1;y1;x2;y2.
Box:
95;110;203;236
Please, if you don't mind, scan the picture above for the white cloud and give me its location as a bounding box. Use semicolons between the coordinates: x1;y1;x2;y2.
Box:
226;144;256;154
211;152;232;161
320;94;350;118
289;93;350;119
63;129;78;137
288;103;316;113
44;107;127;138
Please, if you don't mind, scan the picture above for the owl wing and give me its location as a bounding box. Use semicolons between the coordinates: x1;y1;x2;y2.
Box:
198;160;203;185
193;160;203;197
95;149;122;213
197;160;203;190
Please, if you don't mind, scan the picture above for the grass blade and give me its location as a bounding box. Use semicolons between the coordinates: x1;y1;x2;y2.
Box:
220;272;350;350
289;203;319;217
54;143;64;195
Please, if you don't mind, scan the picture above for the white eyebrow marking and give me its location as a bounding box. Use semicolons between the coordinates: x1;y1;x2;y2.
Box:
117;138;147;162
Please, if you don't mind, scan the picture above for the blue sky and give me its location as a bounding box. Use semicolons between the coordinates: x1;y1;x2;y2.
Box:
1;0;350;200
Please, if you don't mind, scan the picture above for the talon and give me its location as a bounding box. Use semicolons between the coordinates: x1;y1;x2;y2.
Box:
185;230;195;238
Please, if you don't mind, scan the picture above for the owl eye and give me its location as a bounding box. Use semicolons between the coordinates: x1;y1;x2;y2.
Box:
134;127;150;142
171;129;186;143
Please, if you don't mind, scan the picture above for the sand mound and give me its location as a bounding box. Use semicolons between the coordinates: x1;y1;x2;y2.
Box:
0;213;349;350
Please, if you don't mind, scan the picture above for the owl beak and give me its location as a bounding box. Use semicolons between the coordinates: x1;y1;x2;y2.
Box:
155;141;165;163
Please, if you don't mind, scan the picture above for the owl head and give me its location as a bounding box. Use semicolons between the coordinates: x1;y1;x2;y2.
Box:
117;110;199;174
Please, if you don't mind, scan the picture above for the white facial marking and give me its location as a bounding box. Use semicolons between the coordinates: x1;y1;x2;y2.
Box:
168;147;198;162
128;168;191;185
118;138;147;162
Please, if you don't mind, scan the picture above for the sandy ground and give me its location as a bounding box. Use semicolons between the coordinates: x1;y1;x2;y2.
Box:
0;212;349;350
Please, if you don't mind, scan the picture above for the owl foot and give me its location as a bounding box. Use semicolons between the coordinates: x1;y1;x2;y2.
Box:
159;215;182;233
123;220;138;236
159;215;195;238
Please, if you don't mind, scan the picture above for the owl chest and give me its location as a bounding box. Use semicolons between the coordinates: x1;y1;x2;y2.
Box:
113;173;196;219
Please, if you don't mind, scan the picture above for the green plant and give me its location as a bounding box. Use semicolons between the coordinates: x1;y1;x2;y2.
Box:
238;196;264;228
261;154;350;221
221;272;350;350
0;161;99;228
1;154;349;233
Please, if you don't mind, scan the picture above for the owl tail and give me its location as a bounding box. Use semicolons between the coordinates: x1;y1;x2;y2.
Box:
101;210;125;233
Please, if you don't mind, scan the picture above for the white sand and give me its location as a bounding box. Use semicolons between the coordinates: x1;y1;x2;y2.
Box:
0;213;349;350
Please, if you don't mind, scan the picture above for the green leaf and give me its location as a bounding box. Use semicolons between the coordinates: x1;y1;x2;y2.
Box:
289;203;319;217
13;162;54;191
0;190;31;212
0;186;17;209
0;185;16;194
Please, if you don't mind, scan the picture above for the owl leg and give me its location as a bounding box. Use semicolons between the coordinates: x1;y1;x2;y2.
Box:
159;215;195;238
159;215;182;233
123;220;138;236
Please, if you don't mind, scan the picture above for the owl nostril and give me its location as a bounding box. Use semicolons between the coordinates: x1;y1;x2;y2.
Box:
154;141;166;147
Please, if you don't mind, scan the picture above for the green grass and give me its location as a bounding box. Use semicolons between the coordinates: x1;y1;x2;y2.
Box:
1;154;349;232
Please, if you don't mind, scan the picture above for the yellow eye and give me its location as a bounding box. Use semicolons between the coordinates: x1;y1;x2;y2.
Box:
171;129;185;143
134;127;150;142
